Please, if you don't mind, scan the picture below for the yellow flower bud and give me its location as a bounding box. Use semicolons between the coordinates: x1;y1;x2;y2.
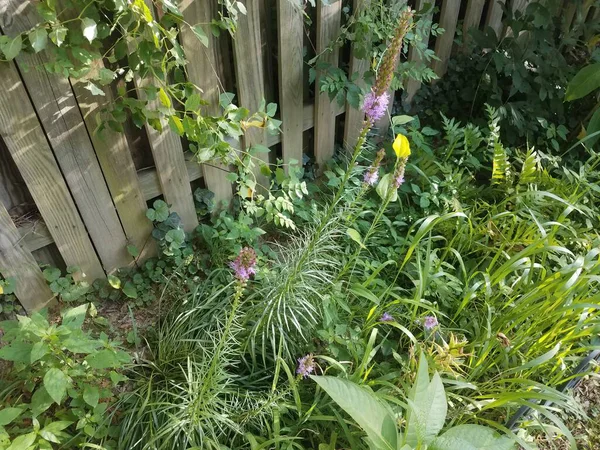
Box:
393;133;411;159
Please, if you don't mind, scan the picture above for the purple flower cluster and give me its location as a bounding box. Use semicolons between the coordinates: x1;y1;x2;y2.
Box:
230;247;257;282
296;354;316;378
423;316;438;330
393;163;406;188
379;312;394;322
362;91;390;122
364;169;379;186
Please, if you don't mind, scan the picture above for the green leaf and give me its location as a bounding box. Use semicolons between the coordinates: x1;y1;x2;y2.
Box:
85;349;123;369
392;115;415;125
191;24;209;47
30;341;49;363
81;17;97;43
346;228;365;248
28;28;48;53
108;275;121;289
43;267;61;282
158;88;171;108
429;425;515;450
122;282;138;299
7;432;36;450
43;368;69;404
585;107;600;149
31;387;54;416
1;35;22;61
0;408;23;426
127;244;140;258
0;341;33;363
405;354;448;447
311;376;397;450
49;26;68;47
168;115;184;136
185;93;202;111
376;174;398;202
565;63;600;101
61;304;88;329
63;331;102;354
83;385;100;408
84;81;105;97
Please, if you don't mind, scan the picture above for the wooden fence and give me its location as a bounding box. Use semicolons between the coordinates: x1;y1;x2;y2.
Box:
0;0;595;312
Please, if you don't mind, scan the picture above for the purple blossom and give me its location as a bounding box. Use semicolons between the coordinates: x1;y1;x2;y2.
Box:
362;91;390;122
230;247;257;282
423;316;438;330
364;168;379;186
393;162;406;188
296;354;316;378
379;312;394;322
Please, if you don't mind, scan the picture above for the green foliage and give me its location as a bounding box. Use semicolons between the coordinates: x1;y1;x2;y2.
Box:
0;305;130;449
0;277;21;317
43;266;90;302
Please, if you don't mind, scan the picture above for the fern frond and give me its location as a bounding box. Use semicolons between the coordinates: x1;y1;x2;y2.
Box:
519;148;539;185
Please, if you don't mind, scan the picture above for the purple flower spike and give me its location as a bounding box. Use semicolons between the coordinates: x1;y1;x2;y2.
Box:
296;354;316;378
230;247;257;282
423;316;438;330
380;312;394;322
364;169;379;186
362;91;390;122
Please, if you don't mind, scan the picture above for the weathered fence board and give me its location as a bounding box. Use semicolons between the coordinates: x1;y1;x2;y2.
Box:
278;0;305;170
0;59;105;281
432;0;461;77
486;0;506;37
315;0;343;170
234;0;270;192
0;201;53;312
71;63;156;259
463;0;485;45
405;0;434;103
3;0;132;273
180;0;233;205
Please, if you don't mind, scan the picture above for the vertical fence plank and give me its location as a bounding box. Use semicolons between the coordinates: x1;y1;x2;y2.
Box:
180;0;233;205
511;0;529;14
278;0;305;170
0;60;105;281
3;0;132;272
0;202;53;313
343;0;370;150
131;1;198;233
315;0;342;170
405;0;434;104
485;0;506;38
463;0;486;45
70;63;156;259
234;0;270;191
432;0;461;77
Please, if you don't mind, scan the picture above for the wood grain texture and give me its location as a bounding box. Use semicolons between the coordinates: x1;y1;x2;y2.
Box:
70;61;156;260
3;0;132;272
0;59;105;281
405;0;434;104
511;0;529;13
485;0;506;38
233;0;270;192
180;0;233;205
463;0;485;45
0;201;53;312
432;0;462;77
315;0;342;170
278;0;304;170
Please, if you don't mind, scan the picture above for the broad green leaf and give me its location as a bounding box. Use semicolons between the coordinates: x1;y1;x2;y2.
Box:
429;425;515;450
185;93;202;111
346;228;365;248
1;35;22;61
405;355;448;447
30;341;49;363
311;376;397;450
81;17;97;43
83;385;100;407
31;387;54;416
28;28;48;53
43;368;68;404
122;281;138;299
0;408;23;426
41;420;72;433
86;349;130;369
158;88;171;108
127;244;140;258
108;275;121;289
0;341;33;363
565;63;600;101
7;432;36;450
191;24;209;47
84;81;105;97
61;304;88;329
43;267;61;282
392;115;415;125
376;174;398;202
168;115;184;136
49;26;68;46
585;107;600;149
63;332;102;353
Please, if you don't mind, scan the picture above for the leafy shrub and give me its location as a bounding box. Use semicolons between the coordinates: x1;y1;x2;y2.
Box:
0;304;130;449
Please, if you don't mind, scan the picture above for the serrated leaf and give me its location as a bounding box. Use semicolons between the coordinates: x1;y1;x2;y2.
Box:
1;35;22;61
28;28;48;53
81;17;97;43
185;93;202;111
43;368;68;404
311;376;397;450
191;24;209;47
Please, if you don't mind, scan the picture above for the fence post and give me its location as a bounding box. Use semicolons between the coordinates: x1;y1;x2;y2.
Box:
432;0;462;78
